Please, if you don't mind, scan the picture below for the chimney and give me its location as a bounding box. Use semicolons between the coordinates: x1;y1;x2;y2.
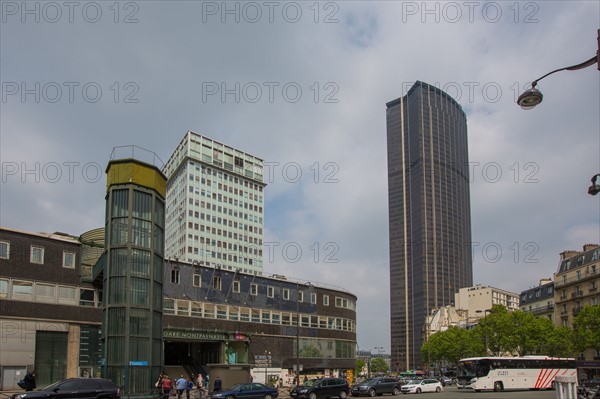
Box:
539;278;552;286
560;250;580;260
583;244;599;252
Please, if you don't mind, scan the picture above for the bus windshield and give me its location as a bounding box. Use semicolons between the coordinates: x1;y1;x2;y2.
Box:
457;360;490;378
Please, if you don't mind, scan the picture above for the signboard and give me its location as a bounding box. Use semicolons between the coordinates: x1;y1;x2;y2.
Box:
164;330;227;341
129;361;148;366
254;355;272;367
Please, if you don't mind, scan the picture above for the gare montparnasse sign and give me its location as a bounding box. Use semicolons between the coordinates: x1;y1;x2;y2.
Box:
164;329;228;341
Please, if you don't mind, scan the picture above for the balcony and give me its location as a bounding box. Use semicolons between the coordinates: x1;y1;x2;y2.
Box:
590;287;598;293
555;269;599;288
571;291;584;298
532;305;554;316
572;307;583;316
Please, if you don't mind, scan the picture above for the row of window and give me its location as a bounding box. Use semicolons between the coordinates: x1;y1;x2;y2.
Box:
188;175;263;203
0;241;76;267
0;278;96;306
163;298;356;332
170;271;356;310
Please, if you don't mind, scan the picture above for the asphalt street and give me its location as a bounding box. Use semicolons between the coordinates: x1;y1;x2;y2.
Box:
278;387;559;399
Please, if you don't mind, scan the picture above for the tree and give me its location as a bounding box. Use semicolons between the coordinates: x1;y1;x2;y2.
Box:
420;326;482;366
370;357;388;374
574;304;600;353
355;359;366;377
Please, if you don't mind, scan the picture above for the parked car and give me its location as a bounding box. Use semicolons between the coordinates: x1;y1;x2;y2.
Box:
400;379;443;394
352;377;402;397
440;377;453;386
208;382;278;399
290;378;349;399
351;377;401;396
10;378;121;399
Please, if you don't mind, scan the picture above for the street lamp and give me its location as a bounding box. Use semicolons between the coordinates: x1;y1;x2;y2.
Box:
296;281;313;386
264;350;271;385
588;174;600;196
517;28;599;110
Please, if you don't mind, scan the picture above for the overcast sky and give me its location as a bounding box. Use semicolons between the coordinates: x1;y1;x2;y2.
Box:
1;1;599;354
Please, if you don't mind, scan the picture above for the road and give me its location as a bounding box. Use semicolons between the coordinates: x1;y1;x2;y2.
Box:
278;386;559;399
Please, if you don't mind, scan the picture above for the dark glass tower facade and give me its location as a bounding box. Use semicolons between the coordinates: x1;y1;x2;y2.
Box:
386;81;473;371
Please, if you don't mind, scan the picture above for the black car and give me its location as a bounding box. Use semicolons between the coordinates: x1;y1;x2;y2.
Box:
10;378;121;399
290;378;349;399
208;383;279;399
351;377;401;397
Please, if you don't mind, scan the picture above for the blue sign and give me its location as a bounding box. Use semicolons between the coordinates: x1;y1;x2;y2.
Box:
129;361;148;366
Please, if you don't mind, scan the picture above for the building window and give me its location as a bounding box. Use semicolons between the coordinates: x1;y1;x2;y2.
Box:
212;276;221;290
36;284;56;303
30;245;44;264
283;288;290;300
193;274;201;287
0;279;8;299
323;295;329;306
12;281;33;300
80;289;95;306
250;284;258;296
233;280;240;293
267;286;274;298
58;286;77;305
297;291;304;303
171;270;180;284
0;241;9;259
311;292;317;304
63;251;76;268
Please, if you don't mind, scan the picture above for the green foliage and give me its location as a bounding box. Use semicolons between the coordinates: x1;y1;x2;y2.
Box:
574;304;600;352
421;304;582;364
356;359;366;376
370;357;389;374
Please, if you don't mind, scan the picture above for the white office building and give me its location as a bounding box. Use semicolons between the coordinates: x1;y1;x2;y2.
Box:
163;131;265;274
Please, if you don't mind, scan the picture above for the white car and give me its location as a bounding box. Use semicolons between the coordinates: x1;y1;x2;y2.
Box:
400;379;443;394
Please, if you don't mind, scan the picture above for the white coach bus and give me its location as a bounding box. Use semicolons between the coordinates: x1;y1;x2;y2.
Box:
456;356;577;392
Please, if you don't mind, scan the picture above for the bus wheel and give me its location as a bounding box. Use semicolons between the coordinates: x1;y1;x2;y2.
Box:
494;382;503;392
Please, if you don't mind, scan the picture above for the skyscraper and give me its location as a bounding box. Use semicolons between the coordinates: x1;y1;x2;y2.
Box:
163;131;265;274
386;81;473;370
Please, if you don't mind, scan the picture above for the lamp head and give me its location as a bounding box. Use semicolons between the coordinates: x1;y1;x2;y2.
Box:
589;174;600;196
517;86;544;110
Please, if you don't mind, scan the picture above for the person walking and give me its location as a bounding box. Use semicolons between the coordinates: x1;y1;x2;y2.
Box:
23;370;36;391
214;376;222;392
176;375;188;399
185;377;194;399
162;374;173;399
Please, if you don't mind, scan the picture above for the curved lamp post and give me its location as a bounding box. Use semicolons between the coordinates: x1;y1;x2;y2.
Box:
517;29;599;110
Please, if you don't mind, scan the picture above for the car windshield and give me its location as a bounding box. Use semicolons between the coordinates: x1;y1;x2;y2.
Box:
363;379;379;384
226;384;243;391
406;380;421;385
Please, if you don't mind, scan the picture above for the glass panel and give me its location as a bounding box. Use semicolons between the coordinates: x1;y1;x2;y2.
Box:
111;218;129;246
0;279;8;299
155;199;164;228
110;249;128;276
109;277;127;304
132;219;152;248
79;289;95;306
131;250;150;276
111;189;129;218
132;190;152;221
130;308;149;335
131;278;149;306
108;308;126;335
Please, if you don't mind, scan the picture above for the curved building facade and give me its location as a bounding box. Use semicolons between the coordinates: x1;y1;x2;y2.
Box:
386;81;473;371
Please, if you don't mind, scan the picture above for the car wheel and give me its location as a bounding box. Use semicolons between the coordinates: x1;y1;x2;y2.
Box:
309;393;317;399
368;389;376;397
339;390;348;399
265;395;273;399
435;387;441;393
416;388;421;394
392;388;400;396
494;382;503;392
226;396;235;399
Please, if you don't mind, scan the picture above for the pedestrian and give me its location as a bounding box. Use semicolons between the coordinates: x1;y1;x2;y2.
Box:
185;378;194;399
155;373;163;395
23;369;36;391
214;376;222;392
162;374;173;399
176;375;188;399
